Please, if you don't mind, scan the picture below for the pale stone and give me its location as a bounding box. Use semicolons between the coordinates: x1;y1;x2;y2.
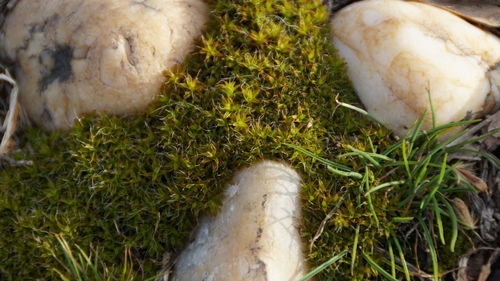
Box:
415;0;500;28
1;0;208;130
331;0;500;136
171;160;308;281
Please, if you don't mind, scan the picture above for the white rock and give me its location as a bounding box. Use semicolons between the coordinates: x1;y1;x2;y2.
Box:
331;0;500;136
171;160;308;281
1;0;208;130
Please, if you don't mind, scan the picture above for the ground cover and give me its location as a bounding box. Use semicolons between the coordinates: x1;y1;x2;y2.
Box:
0;0;474;280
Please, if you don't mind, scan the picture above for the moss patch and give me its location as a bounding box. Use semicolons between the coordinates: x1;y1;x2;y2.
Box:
0;0;469;280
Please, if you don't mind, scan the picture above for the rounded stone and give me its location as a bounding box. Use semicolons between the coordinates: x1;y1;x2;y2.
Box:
171;160;308;281
1;0;208;130
331;0;500;136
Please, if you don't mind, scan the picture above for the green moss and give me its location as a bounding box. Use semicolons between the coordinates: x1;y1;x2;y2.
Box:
0;0;468;280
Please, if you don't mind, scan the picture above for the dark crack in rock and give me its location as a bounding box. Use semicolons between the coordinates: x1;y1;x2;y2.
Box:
40;45;73;91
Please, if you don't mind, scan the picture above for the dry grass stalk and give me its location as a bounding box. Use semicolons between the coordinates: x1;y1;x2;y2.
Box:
0;69;19;155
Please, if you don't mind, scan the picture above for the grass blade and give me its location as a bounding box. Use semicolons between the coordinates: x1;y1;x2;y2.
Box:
337;101;385;126
412;155;432;191
432;197;445;245
75;244;103;281
285;143;352;171
351;225;360;275
363;168;379;227
52;268;72;281
428;91;436;129
56;235;82;281
368;135;376;153
362;252;399;281
338;152;392;161
382;161;442;169
444;128;500;151
440;196;458;252
408;110;427;158
445;148;500;167
299;250;348;281
393;237;411;281
366;180;405;196
425;119;480;135
327;166;363;179
427;130;468;159
420;153;448;210
392;217;414;223
419;219;440;281
347;145;381;168
401;139;413;187
382;139;404;156
388;239;396;278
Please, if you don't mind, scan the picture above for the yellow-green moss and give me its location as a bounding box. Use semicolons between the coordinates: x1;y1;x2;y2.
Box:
0;0;469;280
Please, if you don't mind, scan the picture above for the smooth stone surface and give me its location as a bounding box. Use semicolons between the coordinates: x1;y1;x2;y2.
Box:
171;160;307;281
416;0;500;27
1;0;208;130
331;0;500;136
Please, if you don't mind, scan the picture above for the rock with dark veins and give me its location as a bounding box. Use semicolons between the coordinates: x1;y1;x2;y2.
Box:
170;161;308;281
1;0;208;130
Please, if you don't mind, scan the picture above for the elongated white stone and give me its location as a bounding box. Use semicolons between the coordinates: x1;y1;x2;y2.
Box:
171;160;307;281
331;0;500;136
1;0;208;130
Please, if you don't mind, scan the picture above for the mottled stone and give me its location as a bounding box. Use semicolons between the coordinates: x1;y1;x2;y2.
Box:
171;161;308;281
1;0;208;130
331;0;500;136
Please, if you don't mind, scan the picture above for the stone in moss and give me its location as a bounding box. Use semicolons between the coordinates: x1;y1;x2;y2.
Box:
171;160;307;281
1;0;208;130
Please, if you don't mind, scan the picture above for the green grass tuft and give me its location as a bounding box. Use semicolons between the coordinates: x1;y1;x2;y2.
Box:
292;102;492;280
